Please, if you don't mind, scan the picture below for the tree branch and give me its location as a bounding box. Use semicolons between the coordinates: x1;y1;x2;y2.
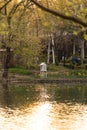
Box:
0;0;12;12
7;1;24;25
17;1;33;26
30;0;87;27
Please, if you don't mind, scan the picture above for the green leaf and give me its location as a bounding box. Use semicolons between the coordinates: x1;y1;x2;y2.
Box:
73;31;78;35
84;34;87;40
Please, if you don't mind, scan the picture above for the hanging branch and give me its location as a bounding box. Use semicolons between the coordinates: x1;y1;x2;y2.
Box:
30;0;87;27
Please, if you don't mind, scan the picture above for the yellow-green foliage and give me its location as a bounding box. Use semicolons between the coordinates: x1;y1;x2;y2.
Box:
20;36;43;68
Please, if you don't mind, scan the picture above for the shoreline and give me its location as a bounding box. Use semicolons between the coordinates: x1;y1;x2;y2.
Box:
1;78;87;84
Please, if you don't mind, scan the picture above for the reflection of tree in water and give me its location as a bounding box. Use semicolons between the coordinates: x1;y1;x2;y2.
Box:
53;85;87;104
1;84;41;108
1;83;87;109
0;83;41;111
2;82;12;107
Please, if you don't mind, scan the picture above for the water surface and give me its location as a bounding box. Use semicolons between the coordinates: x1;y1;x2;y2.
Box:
0;83;87;130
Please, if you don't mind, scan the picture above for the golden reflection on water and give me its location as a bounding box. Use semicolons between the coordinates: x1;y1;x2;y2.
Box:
0;102;52;130
0;102;87;130
0;84;87;130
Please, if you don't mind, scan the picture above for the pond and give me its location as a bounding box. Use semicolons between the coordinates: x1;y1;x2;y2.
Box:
0;83;87;130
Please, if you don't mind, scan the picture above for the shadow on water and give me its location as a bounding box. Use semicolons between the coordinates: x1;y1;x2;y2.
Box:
0;83;41;108
1;81;12;108
0;83;87;108
49;84;87;104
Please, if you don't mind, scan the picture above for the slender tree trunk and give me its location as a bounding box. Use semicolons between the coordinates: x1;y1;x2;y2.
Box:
73;43;75;55
2;9;12;79
80;40;84;65
51;34;55;64
47;34;55;64
47;40;51;64
63;51;66;66
3;47;11;79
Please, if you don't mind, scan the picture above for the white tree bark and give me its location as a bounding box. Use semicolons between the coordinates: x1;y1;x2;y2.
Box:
47;40;50;64
51;34;55;64
73;43;76;55
47;34;55;64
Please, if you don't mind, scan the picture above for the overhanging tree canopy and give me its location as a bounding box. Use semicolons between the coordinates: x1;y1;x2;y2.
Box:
30;0;87;27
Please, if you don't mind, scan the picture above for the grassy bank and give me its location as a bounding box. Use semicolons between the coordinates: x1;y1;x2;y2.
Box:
9;64;87;79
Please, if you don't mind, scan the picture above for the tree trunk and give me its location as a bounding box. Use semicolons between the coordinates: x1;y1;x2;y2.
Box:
73;43;75;55
3;47;11;79
80;40;84;65
51;34;55;64
47;40;50;64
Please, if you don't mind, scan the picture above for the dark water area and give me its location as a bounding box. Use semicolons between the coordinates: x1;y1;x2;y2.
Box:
0;83;87;130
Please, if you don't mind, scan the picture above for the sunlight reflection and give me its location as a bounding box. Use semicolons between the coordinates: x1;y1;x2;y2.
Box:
1;103;87;130
1;84;87;130
0;102;53;130
27;102;52;130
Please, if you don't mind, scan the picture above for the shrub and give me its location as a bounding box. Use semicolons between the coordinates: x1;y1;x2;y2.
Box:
9;66;32;75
